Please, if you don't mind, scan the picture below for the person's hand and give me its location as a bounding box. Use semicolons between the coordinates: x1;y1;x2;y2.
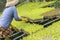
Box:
20;16;29;21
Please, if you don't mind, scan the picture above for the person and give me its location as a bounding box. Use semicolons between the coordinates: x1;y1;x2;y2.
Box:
0;0;28;40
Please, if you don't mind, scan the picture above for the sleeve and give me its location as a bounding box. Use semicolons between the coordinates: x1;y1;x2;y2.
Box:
13;7;20;21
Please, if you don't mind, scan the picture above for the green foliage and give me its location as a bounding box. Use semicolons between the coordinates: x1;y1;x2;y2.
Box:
53;0;60;8
17;7;54;19
17;1;55;19
22;21;60;40
5;37;10;40
12;21;43;34
12;1;60;40
0;0;5;12
17;1;55;9
12;2;55;35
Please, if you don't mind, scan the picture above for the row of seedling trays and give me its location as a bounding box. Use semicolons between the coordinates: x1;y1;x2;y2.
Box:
10;16;60;40
26;14;60;27
8;26;29;40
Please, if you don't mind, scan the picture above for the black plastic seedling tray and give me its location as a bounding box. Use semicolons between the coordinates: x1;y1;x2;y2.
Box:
8;27;29;40
43;18;60;27
26;15;60;27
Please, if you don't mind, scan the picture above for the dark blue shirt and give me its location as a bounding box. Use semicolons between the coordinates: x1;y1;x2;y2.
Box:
0;6;19;28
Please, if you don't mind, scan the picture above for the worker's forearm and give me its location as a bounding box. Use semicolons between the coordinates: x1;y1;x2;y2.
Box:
18;17;29;21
